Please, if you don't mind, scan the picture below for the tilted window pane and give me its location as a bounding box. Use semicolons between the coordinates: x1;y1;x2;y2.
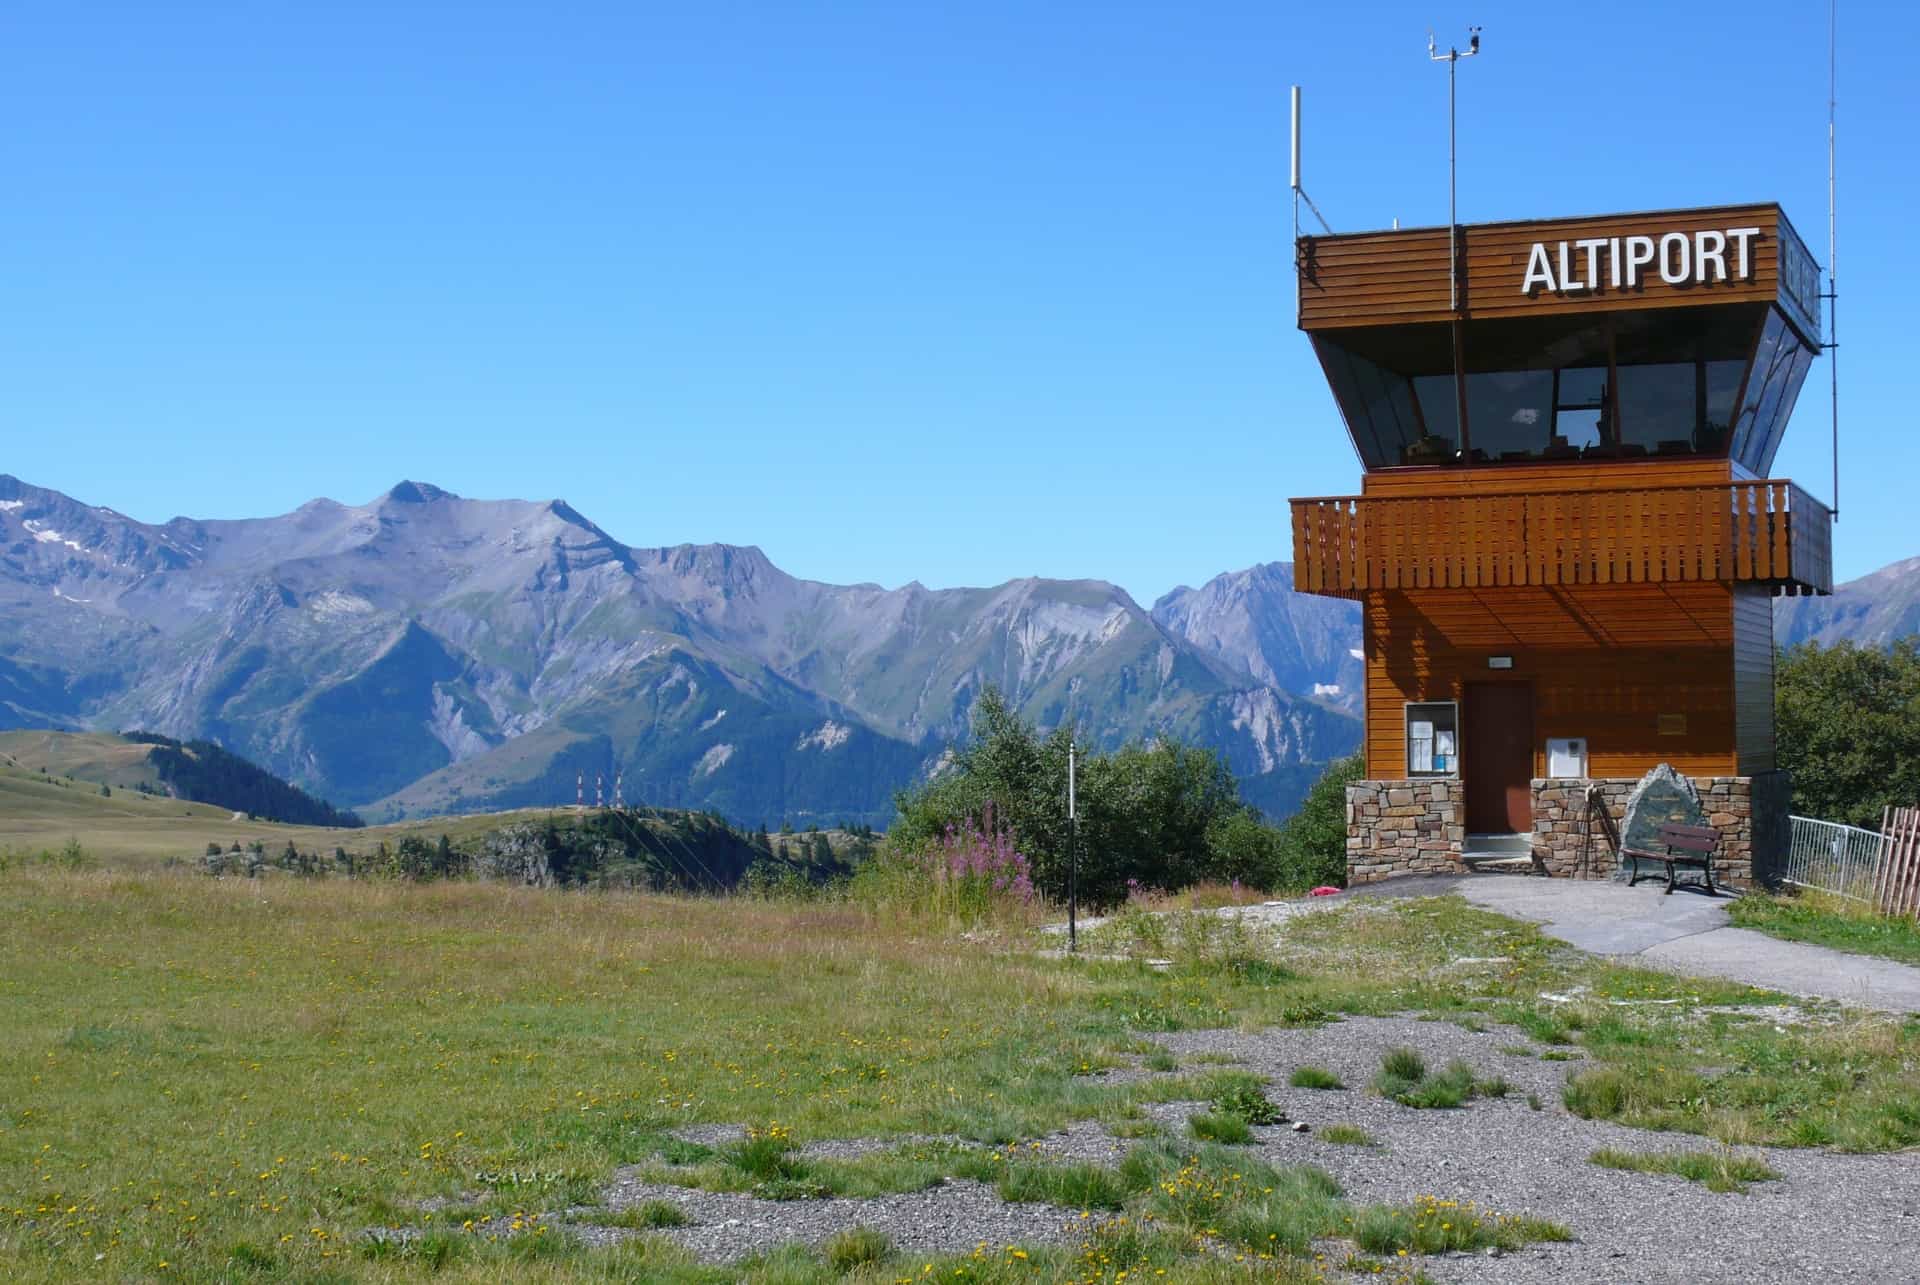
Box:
1466;370;1555;462
1557;366;1609;408
1701;359;1745;456
1616;363;1696;455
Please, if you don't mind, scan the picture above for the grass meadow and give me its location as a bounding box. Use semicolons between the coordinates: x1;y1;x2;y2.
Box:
1729;889;1920;967
5;864;1920;1283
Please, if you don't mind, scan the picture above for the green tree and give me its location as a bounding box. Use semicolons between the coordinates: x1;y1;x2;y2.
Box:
892;687;1291;906
395;836;434;880
1777;639;1920;829
1268;753;1365;890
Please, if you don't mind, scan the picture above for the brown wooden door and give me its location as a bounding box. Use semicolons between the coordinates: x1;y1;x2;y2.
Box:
1464;683;1535;834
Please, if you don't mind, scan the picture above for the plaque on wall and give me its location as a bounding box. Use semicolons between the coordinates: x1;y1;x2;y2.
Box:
1656;714;1688;736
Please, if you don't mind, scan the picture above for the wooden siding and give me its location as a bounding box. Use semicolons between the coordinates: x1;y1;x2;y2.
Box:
1733;585;1776;775
1300;203;1790;332
1360;459;1732;497
1363;585;1739;783
1293;478;1832;599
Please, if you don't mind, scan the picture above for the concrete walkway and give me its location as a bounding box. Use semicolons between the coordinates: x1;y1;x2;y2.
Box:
1344;873;1920;1013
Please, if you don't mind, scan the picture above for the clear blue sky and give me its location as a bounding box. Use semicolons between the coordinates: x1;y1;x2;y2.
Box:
3;1;1912;603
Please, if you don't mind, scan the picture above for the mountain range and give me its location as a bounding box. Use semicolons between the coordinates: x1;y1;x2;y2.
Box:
0;475;1361;824
4;473;1909;826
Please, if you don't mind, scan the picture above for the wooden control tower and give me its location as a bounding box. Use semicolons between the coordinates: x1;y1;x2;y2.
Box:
1289;203;1831;883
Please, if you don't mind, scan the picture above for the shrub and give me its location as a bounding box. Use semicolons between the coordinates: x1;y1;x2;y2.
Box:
1777;639;1920;828
1211;1081;1287;1125
889;687;1295;907
849;805;1036;926
1267;753;1365;891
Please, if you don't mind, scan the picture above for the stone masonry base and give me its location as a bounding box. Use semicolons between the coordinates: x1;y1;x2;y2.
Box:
1345;778;1466;883
1530;773;1789;890
1345;770;1790;890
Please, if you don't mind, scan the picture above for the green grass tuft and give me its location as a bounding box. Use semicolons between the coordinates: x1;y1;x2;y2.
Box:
1352;1196;1570;1255
1589;1147;1782;1193
1318;1124;1374;1147
575;1201;690;1229
823;1225;892;1272
996;1159;1136;1211
1188;1111;1253;1144
1380;1046;1427;1081
1288;1065;1343;1090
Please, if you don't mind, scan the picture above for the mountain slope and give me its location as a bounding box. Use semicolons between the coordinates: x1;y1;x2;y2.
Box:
0;475;1358;824
1775;556;1920;650
1153;562;1364;714
0;729;361;825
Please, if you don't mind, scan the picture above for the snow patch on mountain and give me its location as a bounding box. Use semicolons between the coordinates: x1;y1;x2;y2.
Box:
699;708;728;731
796;720;851;752
309;590;375;618
696;743;734;776
0;500;23;512
26;522;85;553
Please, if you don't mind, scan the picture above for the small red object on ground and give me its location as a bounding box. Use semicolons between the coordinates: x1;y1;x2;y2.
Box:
1309;885;1340;897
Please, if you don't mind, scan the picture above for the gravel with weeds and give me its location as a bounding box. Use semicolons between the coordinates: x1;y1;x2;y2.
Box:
1154;1013;1920;1283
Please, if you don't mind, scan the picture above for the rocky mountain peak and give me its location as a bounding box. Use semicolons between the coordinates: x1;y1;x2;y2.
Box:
382;481;456;505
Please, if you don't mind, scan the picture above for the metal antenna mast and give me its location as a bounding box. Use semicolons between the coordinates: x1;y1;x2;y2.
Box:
1826;0;1840;520
1289;86;1335;241
1430;27;1481;465
1067;737;1078;954
1428;27;1480;312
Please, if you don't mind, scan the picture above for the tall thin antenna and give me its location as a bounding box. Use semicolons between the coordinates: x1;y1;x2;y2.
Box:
1428;27;1482;313
1291;84;1301;317
1067;737;1078;954
615;770;624;810
576;771;584;810
1826;0;1840;520
595;773;604;810
1430;27;1482;467
1289;85;1334;238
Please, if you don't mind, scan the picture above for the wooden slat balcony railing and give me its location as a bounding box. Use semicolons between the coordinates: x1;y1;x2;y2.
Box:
1290;480;1833;599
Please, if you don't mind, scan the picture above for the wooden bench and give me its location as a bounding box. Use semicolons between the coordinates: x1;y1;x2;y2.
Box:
1623;822;1720;895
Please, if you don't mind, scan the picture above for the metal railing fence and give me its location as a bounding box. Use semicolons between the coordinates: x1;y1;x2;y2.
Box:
1783;815;1884;902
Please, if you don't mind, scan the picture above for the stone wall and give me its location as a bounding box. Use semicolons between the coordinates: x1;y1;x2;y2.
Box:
1529;773;1789;890
1346;778;1465;883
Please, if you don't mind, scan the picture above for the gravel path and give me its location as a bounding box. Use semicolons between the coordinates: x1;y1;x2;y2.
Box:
1328;873;1920;1014
581;1172;1077;1262
560;1014;1920;1282
537;882;1920;1279
1158;1015;1920;1285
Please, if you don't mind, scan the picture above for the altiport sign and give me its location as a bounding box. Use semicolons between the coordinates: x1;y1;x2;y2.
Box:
1520;227;1761;294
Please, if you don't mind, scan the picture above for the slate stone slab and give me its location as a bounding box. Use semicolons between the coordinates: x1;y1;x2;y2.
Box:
1615;763;1707;882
